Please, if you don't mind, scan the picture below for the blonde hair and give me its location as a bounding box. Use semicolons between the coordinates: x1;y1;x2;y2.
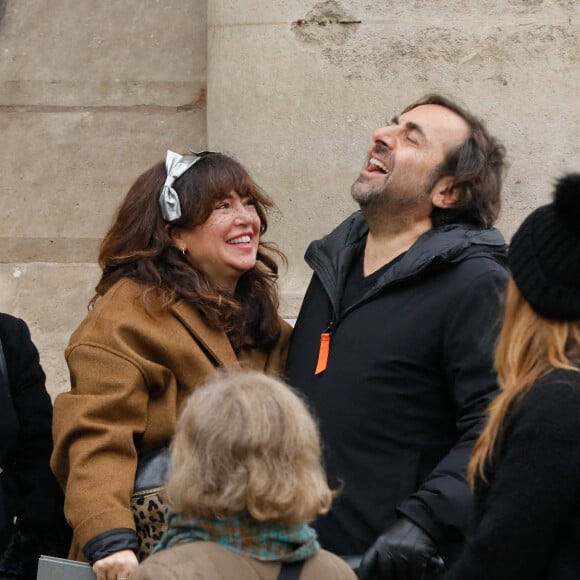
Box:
468;278;580;486
165;369;334;525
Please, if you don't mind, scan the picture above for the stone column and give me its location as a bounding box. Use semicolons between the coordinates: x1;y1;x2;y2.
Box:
0;0;208;395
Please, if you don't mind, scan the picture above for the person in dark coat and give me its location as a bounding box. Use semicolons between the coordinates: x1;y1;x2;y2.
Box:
444;173;580;580
0;313;70;580
284;93;509;580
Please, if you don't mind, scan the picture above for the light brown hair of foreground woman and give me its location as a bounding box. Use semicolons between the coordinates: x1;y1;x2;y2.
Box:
130;369;357;580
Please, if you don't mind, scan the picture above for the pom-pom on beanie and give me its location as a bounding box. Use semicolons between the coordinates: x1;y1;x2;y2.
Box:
508;173;580;320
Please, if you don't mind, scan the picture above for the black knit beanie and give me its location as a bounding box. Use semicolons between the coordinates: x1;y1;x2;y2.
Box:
508;173;580;320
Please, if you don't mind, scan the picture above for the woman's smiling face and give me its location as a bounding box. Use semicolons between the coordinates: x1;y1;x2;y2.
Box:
173;189;260;292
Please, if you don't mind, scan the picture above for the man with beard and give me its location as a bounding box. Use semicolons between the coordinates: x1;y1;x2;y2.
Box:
284;94;509;580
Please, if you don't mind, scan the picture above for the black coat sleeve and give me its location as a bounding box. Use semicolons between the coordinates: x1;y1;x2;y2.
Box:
398;266;507;545
0;314;70;552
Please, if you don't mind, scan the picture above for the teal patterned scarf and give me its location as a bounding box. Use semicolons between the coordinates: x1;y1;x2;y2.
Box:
154;511;320;562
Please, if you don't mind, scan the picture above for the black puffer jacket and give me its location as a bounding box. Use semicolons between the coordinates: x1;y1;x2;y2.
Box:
285;212;508;571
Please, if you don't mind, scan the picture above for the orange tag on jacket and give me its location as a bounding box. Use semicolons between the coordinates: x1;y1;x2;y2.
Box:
314;333;331;375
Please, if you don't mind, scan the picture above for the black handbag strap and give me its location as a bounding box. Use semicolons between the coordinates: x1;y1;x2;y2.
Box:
276;560;305;580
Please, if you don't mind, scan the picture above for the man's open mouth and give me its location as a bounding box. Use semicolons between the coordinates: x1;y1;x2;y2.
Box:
369;157;390;174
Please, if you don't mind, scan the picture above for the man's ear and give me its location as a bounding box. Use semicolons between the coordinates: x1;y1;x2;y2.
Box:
431;176;460;209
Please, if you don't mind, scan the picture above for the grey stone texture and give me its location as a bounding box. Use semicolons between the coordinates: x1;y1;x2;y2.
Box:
0;0;207;395
1;0;578;396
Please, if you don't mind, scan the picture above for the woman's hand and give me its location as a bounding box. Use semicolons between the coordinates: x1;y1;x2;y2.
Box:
92;550;139;580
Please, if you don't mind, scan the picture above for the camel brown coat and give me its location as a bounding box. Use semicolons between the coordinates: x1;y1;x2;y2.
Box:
51;279;292;561
130;542;357;580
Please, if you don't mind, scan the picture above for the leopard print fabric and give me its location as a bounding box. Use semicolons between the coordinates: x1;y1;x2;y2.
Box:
131;486;168;561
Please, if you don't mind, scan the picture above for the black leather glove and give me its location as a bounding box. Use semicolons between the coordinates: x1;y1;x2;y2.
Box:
357;517;443;580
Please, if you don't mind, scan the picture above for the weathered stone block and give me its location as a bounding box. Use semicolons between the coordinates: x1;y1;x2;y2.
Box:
0;263;100;397
0;0;206;107
0;108;206;262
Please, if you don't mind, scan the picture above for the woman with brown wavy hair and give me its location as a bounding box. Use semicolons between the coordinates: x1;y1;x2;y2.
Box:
444;173;580;580
131;369;356;580
50;151;292;580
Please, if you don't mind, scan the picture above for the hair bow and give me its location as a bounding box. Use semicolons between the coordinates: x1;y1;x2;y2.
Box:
159;150;217;222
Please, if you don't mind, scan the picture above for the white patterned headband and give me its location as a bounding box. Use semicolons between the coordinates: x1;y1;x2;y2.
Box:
159;149;218;222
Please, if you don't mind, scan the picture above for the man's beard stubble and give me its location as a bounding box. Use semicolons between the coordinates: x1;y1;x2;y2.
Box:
350;173;385;208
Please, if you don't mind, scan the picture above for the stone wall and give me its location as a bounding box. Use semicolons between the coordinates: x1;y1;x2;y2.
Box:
1;0;578;396
0;0;207;394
